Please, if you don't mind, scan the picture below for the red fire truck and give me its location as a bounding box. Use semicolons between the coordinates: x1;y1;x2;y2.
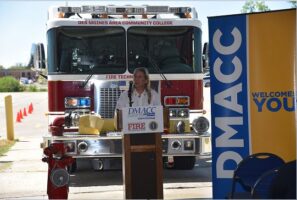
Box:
33;4;211;197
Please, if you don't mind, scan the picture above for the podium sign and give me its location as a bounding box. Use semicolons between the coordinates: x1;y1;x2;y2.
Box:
122;106;164;134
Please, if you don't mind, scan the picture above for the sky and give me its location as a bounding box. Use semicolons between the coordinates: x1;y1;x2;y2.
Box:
0;0;293;68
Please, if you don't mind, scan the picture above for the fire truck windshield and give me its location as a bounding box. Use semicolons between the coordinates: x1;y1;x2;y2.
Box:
127;26;202;74
47;26;126;74
47;26;202;75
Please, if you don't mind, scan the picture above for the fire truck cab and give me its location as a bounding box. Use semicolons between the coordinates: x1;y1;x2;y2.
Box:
41;4;211;172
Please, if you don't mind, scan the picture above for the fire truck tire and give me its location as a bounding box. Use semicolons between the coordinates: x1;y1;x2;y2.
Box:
174;156;196;170
67;160;77;173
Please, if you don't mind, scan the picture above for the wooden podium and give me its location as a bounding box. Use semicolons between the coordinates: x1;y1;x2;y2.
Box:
119;106;164;199
123;133;163;199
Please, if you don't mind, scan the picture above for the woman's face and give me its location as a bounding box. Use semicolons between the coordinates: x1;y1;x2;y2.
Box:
133;71;147;89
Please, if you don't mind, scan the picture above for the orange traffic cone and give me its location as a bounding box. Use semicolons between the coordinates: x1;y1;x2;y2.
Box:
19;109;23;119
28;103;33;114
28;104;32;114
16;112;21;123
23;108;27;117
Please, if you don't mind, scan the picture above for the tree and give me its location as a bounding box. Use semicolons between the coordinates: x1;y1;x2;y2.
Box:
0;76;24;92
9;64;30;70
241;0;270;13
289;0;297;8
0;65;4;70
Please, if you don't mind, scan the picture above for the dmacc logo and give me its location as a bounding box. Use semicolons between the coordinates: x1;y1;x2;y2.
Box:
128;107;156;117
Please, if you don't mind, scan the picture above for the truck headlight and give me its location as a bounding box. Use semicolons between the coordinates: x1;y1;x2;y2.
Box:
177;109;189;118
192;116;209;134
169;108;189;118
169;109;177;117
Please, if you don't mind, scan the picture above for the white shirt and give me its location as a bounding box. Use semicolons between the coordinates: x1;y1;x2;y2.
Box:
115;89;161;110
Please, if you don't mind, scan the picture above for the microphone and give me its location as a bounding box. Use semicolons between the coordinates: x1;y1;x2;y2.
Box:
129;81;133;92
128;81;133;107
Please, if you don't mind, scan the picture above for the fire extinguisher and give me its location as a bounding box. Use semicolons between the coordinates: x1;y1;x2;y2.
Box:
42;143;74;199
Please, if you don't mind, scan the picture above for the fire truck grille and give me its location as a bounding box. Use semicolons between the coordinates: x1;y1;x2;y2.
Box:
97;88;122;118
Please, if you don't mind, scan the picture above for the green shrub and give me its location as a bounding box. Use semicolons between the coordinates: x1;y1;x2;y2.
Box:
39;88;48;92
0;76;24;92
23;84;48;92
26;85;38;92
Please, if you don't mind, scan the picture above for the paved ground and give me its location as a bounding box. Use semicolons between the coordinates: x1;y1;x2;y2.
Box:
0;92;48;199
0;91;212;199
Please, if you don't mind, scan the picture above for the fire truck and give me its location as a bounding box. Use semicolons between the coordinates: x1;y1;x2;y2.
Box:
33;4;211;195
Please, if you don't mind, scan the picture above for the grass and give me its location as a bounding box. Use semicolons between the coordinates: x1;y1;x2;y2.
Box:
0;139;16;172
0;161;13;171
0;139;16;156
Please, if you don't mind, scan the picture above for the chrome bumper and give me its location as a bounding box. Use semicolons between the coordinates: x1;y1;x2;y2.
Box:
42;132;211;158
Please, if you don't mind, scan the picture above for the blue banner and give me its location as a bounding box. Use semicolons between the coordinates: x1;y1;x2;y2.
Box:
209;14;250;199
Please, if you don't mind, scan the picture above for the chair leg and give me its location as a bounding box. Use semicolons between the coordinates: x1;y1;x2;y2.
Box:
230;180;237;199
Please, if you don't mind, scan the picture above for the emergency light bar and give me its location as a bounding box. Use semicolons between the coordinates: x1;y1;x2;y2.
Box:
58;6;81;14
55;5;193;18
107;6;145;15
81;6;106;14
146;6;169;14
169;7;191;14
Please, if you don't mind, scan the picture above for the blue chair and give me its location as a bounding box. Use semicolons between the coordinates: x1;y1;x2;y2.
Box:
229;152;285;199
268;160;296;199
251;168;279;199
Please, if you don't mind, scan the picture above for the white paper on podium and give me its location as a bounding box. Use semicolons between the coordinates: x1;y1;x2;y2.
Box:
122;106;164;134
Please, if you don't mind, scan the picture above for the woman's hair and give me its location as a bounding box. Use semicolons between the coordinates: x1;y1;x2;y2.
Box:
133;67;152;104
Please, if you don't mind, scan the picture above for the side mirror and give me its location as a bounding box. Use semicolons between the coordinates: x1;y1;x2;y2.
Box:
28;43;46;69
202;42;209;72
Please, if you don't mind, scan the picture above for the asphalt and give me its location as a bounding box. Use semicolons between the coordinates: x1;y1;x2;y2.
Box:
0;92;212;199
